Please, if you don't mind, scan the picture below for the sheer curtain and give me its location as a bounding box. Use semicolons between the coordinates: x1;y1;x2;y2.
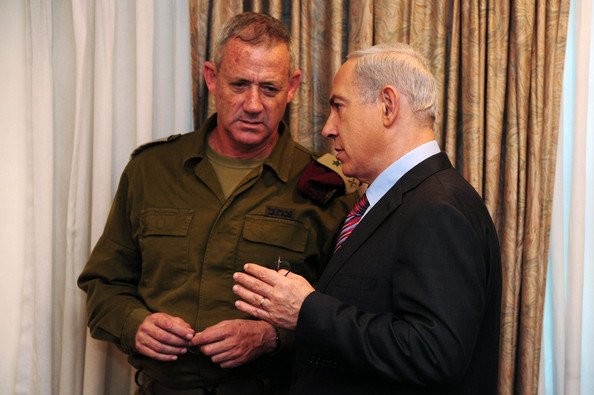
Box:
540;0;594;393
17;1;193;394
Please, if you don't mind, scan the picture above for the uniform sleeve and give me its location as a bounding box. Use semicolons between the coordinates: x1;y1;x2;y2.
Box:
295;203;489;386
77;170;151;354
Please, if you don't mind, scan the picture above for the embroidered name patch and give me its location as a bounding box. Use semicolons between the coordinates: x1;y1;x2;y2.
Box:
265;206;295;220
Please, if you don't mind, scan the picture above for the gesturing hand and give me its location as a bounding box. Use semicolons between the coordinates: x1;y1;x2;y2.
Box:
135;312;195;361
233;263;315;330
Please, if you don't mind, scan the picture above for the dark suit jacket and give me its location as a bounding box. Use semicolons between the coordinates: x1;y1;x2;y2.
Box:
291;153;501;394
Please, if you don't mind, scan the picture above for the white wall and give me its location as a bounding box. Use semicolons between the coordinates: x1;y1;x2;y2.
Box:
0;0;28;393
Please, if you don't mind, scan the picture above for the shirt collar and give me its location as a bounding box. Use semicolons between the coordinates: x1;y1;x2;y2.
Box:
365;140;441;212
183;114;294;183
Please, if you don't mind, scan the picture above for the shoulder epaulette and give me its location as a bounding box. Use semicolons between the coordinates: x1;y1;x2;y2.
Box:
315;153;360;194
130;134;182;159
297;153;360;205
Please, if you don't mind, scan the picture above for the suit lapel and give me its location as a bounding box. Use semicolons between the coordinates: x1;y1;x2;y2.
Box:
317;153;453;291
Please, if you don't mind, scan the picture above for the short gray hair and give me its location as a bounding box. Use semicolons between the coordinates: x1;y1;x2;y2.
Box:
213;12;294;72
347;43;438;125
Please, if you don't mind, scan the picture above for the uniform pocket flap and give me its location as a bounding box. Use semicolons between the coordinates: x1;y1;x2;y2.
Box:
243;215;307;252
140;208;193;236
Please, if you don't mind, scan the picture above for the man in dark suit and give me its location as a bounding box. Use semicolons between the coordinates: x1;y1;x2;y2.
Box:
232;43;501;394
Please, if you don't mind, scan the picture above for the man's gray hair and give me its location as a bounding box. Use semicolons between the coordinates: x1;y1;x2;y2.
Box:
347;43;438;125
213;12;295;72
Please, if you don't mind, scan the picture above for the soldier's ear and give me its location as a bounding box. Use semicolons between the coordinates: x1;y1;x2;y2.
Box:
287;69;302;103
203;61;217;93
381;86;398;127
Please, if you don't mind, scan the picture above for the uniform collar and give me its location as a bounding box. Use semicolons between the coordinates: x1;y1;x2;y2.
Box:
183;114;294;183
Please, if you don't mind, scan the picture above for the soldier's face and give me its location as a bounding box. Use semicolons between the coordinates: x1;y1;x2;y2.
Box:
204;39;300;157
322;60;386;184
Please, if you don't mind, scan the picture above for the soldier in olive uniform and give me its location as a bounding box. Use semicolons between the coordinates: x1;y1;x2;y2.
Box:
77;12;356;395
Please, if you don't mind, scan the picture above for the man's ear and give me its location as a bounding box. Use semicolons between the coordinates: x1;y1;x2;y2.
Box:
381;86;399;127
286;69;302;103
203;61;217;94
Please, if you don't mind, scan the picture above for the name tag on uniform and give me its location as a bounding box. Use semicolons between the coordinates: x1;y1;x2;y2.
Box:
265;206;295;220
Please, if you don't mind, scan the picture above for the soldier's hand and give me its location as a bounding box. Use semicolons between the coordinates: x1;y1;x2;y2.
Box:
135;312;195;361
189;319;278;368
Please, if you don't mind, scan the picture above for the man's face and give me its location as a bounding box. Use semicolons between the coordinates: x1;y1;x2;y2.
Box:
204;39;300;157
322;60;386;184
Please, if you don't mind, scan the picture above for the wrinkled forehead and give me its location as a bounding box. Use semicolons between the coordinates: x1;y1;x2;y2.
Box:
220;38;292;73
217;33;292;67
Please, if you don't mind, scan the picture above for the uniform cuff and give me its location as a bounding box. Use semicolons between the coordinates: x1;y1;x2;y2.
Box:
121;308;151;353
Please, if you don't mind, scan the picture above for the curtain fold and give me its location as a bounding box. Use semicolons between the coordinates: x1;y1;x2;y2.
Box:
540;0;594;393
62;0;97;392
19;1;193;393
17;0;54;393
501;1;569;393
135;2;154;145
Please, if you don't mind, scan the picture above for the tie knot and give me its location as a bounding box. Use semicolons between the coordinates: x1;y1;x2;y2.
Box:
353;193;369;216
333;193;369;254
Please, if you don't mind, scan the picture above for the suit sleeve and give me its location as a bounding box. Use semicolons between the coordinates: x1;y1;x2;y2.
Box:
295;203;490;386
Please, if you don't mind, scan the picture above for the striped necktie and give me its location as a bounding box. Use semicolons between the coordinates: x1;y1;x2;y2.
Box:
334;193;369;253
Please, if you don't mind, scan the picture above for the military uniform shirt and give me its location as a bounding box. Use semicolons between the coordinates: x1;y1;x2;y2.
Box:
78;114;356;389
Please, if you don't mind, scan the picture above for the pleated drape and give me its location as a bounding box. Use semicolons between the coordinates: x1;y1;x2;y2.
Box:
19;1;193;394
540;0;594;393
17;1;54;392
189;1;569;393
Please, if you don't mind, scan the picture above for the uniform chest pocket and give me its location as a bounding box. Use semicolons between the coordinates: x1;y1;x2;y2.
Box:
138;208;193;287
236;215;308;273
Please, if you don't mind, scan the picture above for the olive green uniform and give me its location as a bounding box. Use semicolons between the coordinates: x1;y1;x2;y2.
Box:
78;115;356;391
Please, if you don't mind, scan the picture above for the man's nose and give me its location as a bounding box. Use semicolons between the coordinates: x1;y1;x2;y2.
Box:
321;115;337;139
243;86;264;113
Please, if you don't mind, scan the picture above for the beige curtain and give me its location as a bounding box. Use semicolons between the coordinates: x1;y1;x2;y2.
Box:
188;1;569;393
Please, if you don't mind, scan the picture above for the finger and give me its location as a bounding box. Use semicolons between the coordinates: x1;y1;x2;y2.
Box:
150;327;194;347
201;347;245;369
138;346;180;361
233;271;274;298
136;338;186;361
243;263;282;285
191;325;227;347
153;316;195;340
199;340;231;357
153;342;189;356
234;300;270;323
232;283;267;309
216;353;244;368
231;282;254;302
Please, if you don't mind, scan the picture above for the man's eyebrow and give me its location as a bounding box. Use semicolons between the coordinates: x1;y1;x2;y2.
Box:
329;94;347;105
229;77;283;87
259;80;282;87
229;77;250;84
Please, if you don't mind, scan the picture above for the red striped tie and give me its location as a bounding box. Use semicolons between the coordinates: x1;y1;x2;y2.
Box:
334;193;369;253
